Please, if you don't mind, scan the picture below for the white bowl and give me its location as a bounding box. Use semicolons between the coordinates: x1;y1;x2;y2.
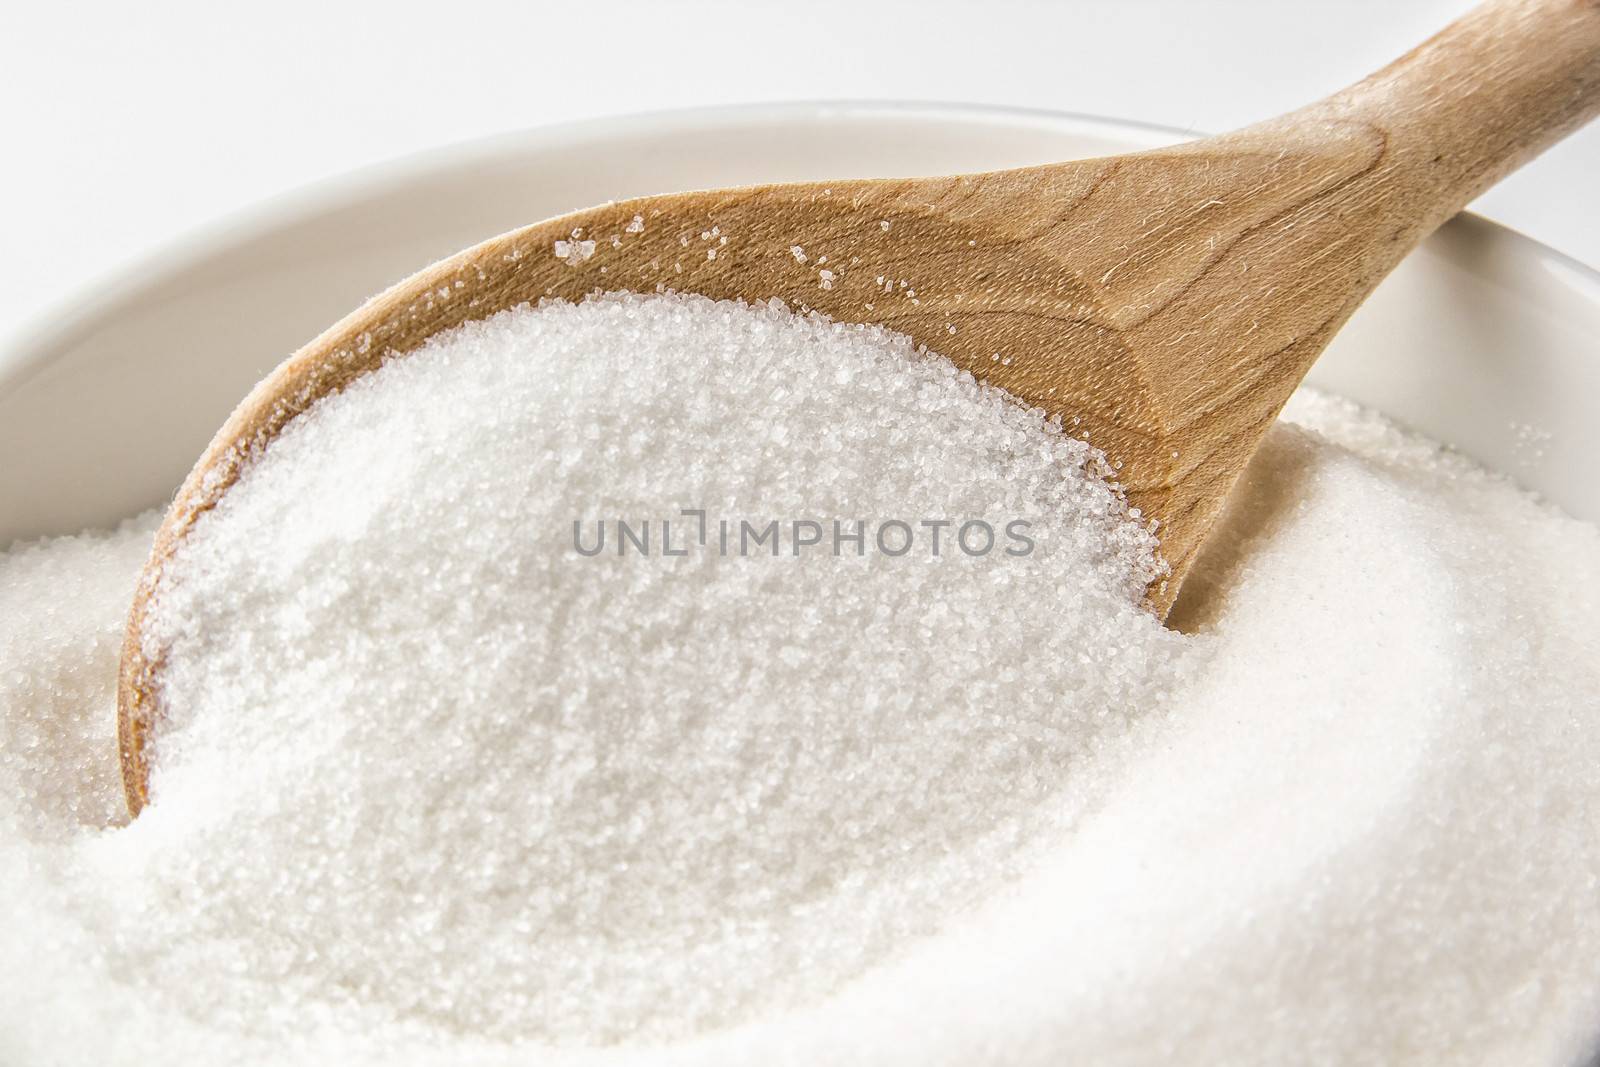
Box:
2;102;1598;545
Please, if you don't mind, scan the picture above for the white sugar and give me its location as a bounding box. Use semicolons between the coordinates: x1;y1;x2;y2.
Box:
140;292;1176;1045
553;238;597;266
0;515;156;841
2;294;1599;1065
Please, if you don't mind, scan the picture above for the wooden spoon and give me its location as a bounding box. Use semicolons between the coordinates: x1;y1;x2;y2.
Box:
118;0;1600;815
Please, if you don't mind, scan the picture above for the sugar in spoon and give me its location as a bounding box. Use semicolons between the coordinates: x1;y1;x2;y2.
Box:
118;0;1600;814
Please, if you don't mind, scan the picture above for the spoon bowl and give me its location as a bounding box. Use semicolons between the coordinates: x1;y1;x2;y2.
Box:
118;0;1600;815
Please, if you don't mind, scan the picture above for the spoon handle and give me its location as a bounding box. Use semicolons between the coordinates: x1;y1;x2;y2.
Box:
1048;0;1600;603
1298;0;1600;234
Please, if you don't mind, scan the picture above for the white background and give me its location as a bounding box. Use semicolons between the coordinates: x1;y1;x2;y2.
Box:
5;0;1597;341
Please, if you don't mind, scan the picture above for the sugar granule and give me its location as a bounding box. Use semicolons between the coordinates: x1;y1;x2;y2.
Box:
0;295;1597;1066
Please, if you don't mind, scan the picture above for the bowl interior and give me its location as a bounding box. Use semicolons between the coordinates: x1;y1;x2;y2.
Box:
3;103;1598;544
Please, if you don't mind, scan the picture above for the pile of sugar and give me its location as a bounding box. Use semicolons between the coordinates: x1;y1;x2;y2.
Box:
2;293;1599;1065
102;293;1190;1042
109;294;1186;1044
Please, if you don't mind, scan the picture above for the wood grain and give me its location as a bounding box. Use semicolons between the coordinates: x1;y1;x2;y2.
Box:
119;0;1600;815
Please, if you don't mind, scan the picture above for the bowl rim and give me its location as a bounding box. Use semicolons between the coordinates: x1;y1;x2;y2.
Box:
5;99;1600;397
